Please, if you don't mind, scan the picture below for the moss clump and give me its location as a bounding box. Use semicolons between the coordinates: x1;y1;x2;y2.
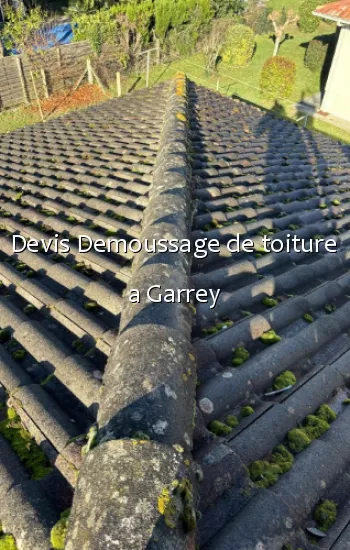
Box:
343;398;350;405
226;415;239;428
271;444;294;473
132;430;150;441
304;415;330;440
0;534;17;550
332;199;340;206
316;404;337;423
208;420;232;436
303;313;314;323
314;499;337;532
324;304;336;314
262;297;278;308
241;406;254;417
249;460;282;488
287;428;311;453
206;326;218;335
232;346;250;366
11;349;26;361
23;304;35;314
0;408;52;480
260;330;281;345
273;371;296;390
83;301;98;311
0;329;10;343
50;509;70;550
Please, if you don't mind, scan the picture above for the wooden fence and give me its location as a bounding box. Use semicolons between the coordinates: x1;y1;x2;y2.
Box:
0;40;122;110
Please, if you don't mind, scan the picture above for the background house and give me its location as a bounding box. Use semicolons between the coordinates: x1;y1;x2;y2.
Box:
314;0;350;121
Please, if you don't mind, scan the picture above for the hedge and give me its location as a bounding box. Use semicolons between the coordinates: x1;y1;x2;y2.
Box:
305;39;328;72
260;56;296;99
221;24;255;66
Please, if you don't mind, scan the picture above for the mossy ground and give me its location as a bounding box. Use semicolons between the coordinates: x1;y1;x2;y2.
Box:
0;408;52;480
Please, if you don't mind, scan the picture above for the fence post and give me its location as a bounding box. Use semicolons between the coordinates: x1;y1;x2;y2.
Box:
30;71;44;122
146;50;151;88
41;68;49;99
16;56;29;104
87;58;93;85
57;46;64;90
116;72;121;97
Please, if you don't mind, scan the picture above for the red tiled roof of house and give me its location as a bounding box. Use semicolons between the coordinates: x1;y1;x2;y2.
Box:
314;0;350;23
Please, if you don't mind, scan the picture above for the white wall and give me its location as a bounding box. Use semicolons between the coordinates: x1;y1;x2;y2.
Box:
321;26;350;121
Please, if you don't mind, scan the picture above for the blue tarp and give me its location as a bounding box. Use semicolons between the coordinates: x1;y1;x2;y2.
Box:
4;21;74;55
40;22;74;48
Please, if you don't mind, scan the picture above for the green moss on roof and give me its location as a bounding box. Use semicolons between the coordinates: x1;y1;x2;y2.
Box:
232;346;250;366
0;408;52;480
303;313;314;323
262;297;278;308
273;371;296;391
249;460;282;488
304;415;330;440
314;499;337;532
316;404;337;423
287;428;311;453
0;534;17;550
241;406;254;417
208;420;232;436
51;509;70;550
271;444;294;474
260;330;281;345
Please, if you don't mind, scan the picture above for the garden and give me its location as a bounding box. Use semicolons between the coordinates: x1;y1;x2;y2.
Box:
0;0;349;143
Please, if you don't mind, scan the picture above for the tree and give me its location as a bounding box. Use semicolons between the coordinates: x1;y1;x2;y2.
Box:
202;18;232;73
268;9;299;56
2;5;45;54
155;0;213;43
211;0;245;17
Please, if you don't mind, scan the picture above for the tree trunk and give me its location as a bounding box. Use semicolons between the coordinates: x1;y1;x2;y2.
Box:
273;34;282;56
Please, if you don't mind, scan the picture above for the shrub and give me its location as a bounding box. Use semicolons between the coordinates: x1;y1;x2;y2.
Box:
221;24;255;67
260;56;296;100
298;0;320;33
245;0;273;35
305;39;328;72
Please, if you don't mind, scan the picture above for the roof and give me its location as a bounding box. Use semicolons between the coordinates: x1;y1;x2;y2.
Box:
2;76;350;549
314;0;350;24
0;82;169;549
